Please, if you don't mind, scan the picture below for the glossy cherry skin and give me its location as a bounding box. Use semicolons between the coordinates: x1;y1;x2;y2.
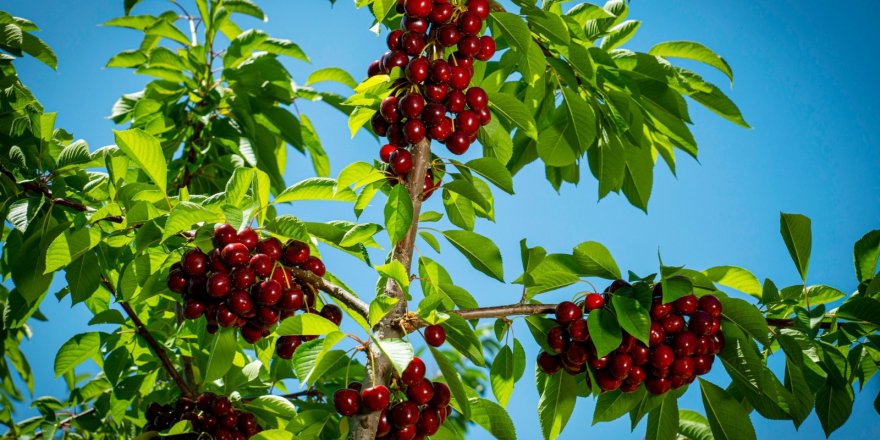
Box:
424;82;449;103
361;385;391;412
555;301;583;326
168;270;188;293
609;353;633;379
693;354;714;375
436;24;460;47
455;110;480;135
565;343;589;366
417;407;441;436
212;396;232;416
302;256;326;277
380;144;398;163
275;335;302;359
674;295;699;315
430;382;451;407
445;90;466;113
568;319;590;342
589;354;608;370
376;410;393;437
630;343;650;365
255;280;282;306
334;389;361;416
645;377;671;395
406;57;430;83
237;227;259;250
662;314;685;334
278;288;304;311
372;113;390;136
401;357;426;385
650;345;675;369
390;401;421;428
221;243;250;267
368;59;383;77
689;311;714;336
467;0;490;19
609;279;631;292
476;35;496;61
672;356;695;377
465;87;488;110
477;106;491;125
216;305;238;328
213;224;238;247
699;294;723;318
387;29;404;50
183;300;205;319
448;66;471;90
445;131;471;155
401;32;425;56
424;324;446;347
390;149;414;175
595;370;622;392
428;2;453;24
672;331;698;357
649;322;666;346
458;35;481;56
546;326;570;354
380;95;401;123
404;0;432;18
585;293;605;311
627;365;647;386
182;249;208;276
650;302;673;320
320;304;343;326
429;59;451;83
249;253;273;278
537;353;561;375
617;333;636;353
256;237;282;261
406;380;434;405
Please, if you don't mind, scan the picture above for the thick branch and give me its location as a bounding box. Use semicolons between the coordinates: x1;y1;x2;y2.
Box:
289;267;369;318
101;277;196;397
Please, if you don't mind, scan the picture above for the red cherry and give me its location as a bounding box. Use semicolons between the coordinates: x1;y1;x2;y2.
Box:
445;90;466;113
467;0;490;19
237;227;259;250
406;380;434;405
212;396;232;416
381;95;401;123
477;106;491;125
404;119;426;144
255;280;282;306
404;0;432;18
699;294;723;318
406;57;430;83
230;267;256;289
630;343;650;365
221;243;250;267
650;345;675;369
372;113;390;136
689;311;714;336
390;149;414;175
649;322;665;346
568;319;590;342
256;238;282;261
384;50;410;72
445;131;471;155
423;169;440;199
387;29;404;50
429;60;451;83
249;253;273;278
476;36;496;61
465;87;488;110
627;365;647;386
216;305;238;327
693;354;714;375
457;11;482;35
645;377;671;395
672;356;695;377
168;270;187;294
380;144;399;163
401;15;428;33
400;32;424;56
368;59;382;76
334;389;361;416
424;325;446;347
650;302;672;320
401;357;426;385
282;241;310;266
662;314;685;334
417;406;441;436
361;385;391;412
424;81;449;103
455;110;480;135
546;326;570;354
377;410;393;436
555;301;583;326
183;300;205;319
428;117;453;141
595;370;622;392
227;290;254;316
448;66;471;90
207;273;231;298
390;401;421;428
609;279;631;292
320;304;343;326
428;2;453;23
430;382;451;407
674;295;699;315
672;331;698;357
302;256;326;277
565;343;589;366
585;293;605;311
181;249;208;276
711;332;725;353
436;24;460;47
609;353;633;379
278;288;304;311
421;103;446;127
238;413;259;435
213;224;238;247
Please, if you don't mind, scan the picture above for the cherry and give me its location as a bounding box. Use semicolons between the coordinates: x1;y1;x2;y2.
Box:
381;96;401;123
404;0;432;18
630;343;650;365
428;2;453;23
420;103;445;127
205;273;230;298
465;87;488;111
568;319;589;342
212;396;232;416
404;119;426;144
217;305;238;327
220;412;238;429
394;424;418;440
546;326;570;354
168;270;187;293
711;332;725;353
699;294;722;318
445;90;466;113
589;354;608;370
377;411;393;437
585;293;605;311
467;0;490;19
672;356;694;377
689;311;713;336
662;314;685;334
672;331;697;357
424;325;446;347
182;249;208;276
417;407;441;436
693;354;714;375
448;66;471;90
385;50;410;72
455;110;480;135
436;24;460;47
197;392;215;412
320;304;343;326
423;169;440;198
445;131;471;155
278;288;304;311
390;401;420;428
406;380;434;405
213;224;238;247
259;306;280;326
380;144;399;163
221;243;250;267
617;333;636;353
565;343;589;366
457;11;482;35
609;353;633;379
302;256;326;277
254;280;282;306
595;370;622;392
650;345;675;369
361;385;391;412
275;335;302;359
650;302;672;320
609;279;631;292
401;357;426;385
390;149;414;175
281;241;309;267
552;301;581;326
674;295;699;315
183;300;205;319
229;268;254;290
237;228;259;250
401;15;428;34
709;317;721;334
429;60;451;83
248;254;272;278
428;117;453;141
334;388;361;416
430;382;451;407
645;377;671;395
256;237;282;261
401;32;425;56
477;106;491;125
560;354;586;375
627;365;647;385
424;82;449;103
368;60;382;77
387;29;404;50
372;113;391;136
475;36;496;61
406;57;430;83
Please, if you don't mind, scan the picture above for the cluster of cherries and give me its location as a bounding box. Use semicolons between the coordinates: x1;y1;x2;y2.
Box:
368;0;497;185
167;224;341;348
144;393;262;439
537;281;725;395
334;357;453;439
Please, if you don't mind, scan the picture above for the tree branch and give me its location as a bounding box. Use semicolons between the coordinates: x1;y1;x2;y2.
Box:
33;408;96;438
241;390;323;403
289;267;369;318
100;277;196;398
1;167;124;223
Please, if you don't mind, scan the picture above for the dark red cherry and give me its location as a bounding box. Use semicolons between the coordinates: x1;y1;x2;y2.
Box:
406;380;434;405
221;243;250;267
458;35;481;56
368;59;382;77
630;343;650;365
390;401;420;428
448;66;470;90
662;314;685;334
168;270;188;293
455;110;480;135
424;81;449;103
645;377;671;395
595;370;622;392
402;15;428;34
568;319;589;342
249;253;273;278
334;389;361;416
282;240;310;266
477;106;491;125
212;396;232;416
651;301;673;320
429;117;453;142
627;365;647;386
207;273;231;298
255;238;282;262
699;294;723;318
436;24;460;47
672;356;695;377
404;119;426;144
555;301;583;326
421;103;447;127
217;305;238;327
674;295;699;315
372;113;390;136
213;224;238;247
380;144;399;163
689;311;713;336
428;2;453;24
537;352;561;375
302;256;326;277
585;293;605;311
476;36;496;61
649;322;666;346
546;326;570;354
381;95;401;123
465;87;488;110
445;90;466;113
445;131;471;155
565;343;589;366
227;290;254;316
406;57;430;83
672;331;698;357
362;385;391;412
320;304;343;326
387;29;404;50
255;280;282;306
609;353;633;379
377;411;393;437
231;267;256;289
401;357;426;385
237;227;259;250
429;59;451;83
430;381;451;407
278;288;304;311
183;300;205;319
401;32;425;56
457;11;482;35
404;0;432;18
650;345;675;369
693;354;714;375
424;325;446;347
467;0;490;19
390;149;414;175
182;249;208;276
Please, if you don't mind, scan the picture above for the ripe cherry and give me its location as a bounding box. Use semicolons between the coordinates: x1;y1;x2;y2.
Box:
465;87;488;110
568;319;589;342
630;343;650;365
560;353;586;375
213;224;238;247
406;380;434;405
693;354;714;375
424;81;449;103
627;365;647;385
417;407;441;436
320;304;343;326
423;168;440;198
424;324;446;347
216;305;238;327
672;331;698;357
221;243;250;267
429;117;453;141
168;270;187;293
231;267;256;290
406;57;430;83
249;253;273;278
401;357;426;385
390;401;421;428
546;326;570;354
372;113;390;136
255;280;282;306
448;66;470;90
699;294;722;318
377;410;393;437
689;311;713;336
404;0;432;18
662;314;685;334
390;149;414;175
477;106;491;125
650;302;672;320
650;345;675;369
555;301;583;326
609;353;633;379
207;273;231;298
404;119;426;144
380;96;401;123
595;369;622;392
455;110;480;135
278;288;304;311
387;29;404;50
428;2;453;23
436;24;460;47
429;59;451;83
380;144;399;163
430;382;451;407
256;237;282;261
671;356;695;377
476;35;496;61
402;15;428;34
458;35;481;56
645;377;671;395
368;59;382;76
183;300;205;319
565;343;589;366
334;389;361;416
302;256;326;277
237;228;259;250
457;11;482;35
674;295;699;315
182;249;208;276
212;396;232;416
361;385;391;412
445;131;471;155
585;293;605;311
467;0;490;19
276;336;303;360
401;32;425;56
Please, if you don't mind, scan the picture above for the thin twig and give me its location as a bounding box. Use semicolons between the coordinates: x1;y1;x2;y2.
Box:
288;268;369;318
33;408;96;438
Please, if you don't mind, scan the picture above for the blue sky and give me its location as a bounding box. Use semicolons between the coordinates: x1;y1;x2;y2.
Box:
5;0;880;439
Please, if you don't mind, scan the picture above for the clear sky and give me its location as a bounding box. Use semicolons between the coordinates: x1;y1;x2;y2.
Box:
4;1;880;439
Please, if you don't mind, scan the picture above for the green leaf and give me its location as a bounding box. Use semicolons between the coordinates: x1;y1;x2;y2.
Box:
145;19;191;46
442;314;486;366
203;328;237;382
21;32;57;69
439;230;504;282
113;129;167;193
704;266;761;299
853;230;880;283
718;297;771;347
572;241;620;279
306;67;357;89
478;115;514;165
600;20;640;50
645;393;678;440
537;107;578;167
292;332;347;385
430;345;472;418
587;308;622;357
56;140;91;169
461;397;517;440
611;295;651;345
375;260;410;294
698;378;757;440
339;223;383;248
593;388;645;424
538;371;578;440
44;228;102;273
815;379;853;437
488;91;538;140
444;179;491;213
368;295;399;327
442;189;475;231
277;314;340;336
54;332;101;377
374;338;413;376
560;87;597;151
678;410;714;440
837;296;880;326
490;344;522;408
275;178;356;203
419;231;441;253
385;185;414;245
465;158;514;194
780;213;812;282
649;40;734;84
162;202;225;240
